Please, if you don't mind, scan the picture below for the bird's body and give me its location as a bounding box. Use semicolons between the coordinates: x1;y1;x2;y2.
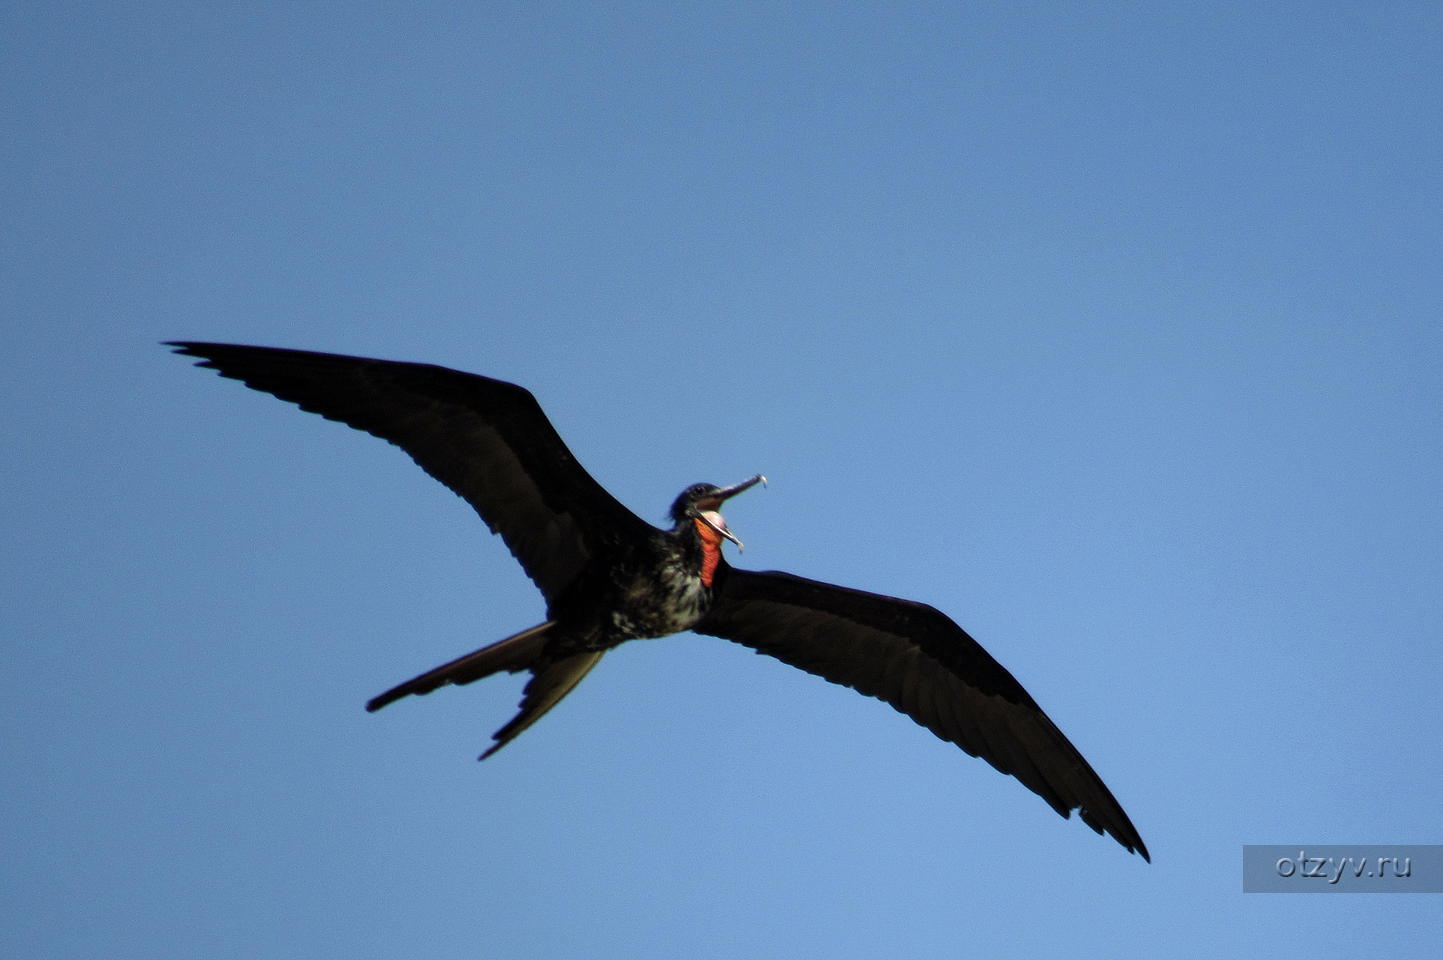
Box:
170;341;1149;860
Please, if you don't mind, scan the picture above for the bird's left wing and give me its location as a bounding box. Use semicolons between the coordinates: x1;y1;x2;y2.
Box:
168;342;655;604
694;566;1149;860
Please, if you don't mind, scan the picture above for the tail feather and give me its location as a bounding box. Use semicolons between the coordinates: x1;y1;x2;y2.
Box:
479;651;604;760
366;620;555;713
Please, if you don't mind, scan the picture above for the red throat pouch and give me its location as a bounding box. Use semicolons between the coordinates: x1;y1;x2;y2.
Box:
693;517;723;586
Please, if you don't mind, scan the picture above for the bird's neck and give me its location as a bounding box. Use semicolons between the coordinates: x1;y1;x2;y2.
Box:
668;519;725;588
694;517;726;587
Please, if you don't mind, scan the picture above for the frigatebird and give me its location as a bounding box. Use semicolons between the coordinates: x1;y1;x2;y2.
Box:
170;342;1149;860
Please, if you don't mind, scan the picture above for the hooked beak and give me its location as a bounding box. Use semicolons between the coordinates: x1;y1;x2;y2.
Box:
711;474;767;505
694;474;766;551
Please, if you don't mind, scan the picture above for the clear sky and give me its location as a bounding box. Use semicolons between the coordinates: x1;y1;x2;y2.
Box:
5;2;1441;957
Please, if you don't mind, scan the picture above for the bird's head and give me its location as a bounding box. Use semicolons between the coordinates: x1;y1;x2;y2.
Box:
669;474;766;551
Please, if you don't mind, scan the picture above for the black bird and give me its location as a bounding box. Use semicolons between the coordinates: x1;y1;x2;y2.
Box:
170;342;1149;860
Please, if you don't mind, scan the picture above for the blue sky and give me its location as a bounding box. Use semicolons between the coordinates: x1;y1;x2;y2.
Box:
5;2;1441;956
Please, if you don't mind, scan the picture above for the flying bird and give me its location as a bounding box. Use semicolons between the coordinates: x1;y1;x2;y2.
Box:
170;342;1149;860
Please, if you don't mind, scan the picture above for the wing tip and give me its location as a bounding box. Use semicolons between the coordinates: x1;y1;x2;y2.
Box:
164;340;243;373
1079;804;1151;862
1124;825;1152;862
477;741;505;761
164;340;207;360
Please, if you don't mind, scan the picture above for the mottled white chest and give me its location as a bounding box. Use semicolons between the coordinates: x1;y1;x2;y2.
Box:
607;554;710;639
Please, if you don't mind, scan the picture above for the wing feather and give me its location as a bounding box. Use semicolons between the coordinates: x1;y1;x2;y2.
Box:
169;342;654;603
695;566;1149;860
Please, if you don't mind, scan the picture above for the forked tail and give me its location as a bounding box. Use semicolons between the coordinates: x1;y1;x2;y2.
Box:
479;650;603;759
366;621;556;712
366;620;605;760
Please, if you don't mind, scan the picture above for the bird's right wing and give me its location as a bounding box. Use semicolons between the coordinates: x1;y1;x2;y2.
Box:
694;566;1149;860
169;342;655;604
